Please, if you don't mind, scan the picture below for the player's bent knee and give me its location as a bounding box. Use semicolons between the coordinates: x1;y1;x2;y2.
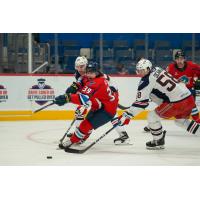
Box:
79;119;93;134
147;110;160;123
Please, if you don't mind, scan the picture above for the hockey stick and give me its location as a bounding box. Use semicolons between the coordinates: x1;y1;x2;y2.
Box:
33;101;55;113
59;118;76;143
118;104;130;110
64;124;118;154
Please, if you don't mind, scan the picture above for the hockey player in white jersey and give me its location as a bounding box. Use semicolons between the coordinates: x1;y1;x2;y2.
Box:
118;58;199;149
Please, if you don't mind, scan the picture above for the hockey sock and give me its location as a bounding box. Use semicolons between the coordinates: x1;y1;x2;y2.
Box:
115;125;126;136
191;114;200;123
186;120;200;134
75;117;84;127
147;110;163;140
71;119;93;143
191;106;200;122
175;119;200;134
111;117;127;136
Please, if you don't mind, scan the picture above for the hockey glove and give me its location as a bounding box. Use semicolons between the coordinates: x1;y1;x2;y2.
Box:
118;111;133;126
54;93;70;106
75;105;88;118
65;82;79;94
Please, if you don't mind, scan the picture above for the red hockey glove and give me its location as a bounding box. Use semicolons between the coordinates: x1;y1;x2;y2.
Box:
118;111;133;126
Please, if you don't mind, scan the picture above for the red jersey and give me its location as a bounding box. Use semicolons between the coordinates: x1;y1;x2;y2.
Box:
70;76;119;116
76;75;89;92
167;61;200;89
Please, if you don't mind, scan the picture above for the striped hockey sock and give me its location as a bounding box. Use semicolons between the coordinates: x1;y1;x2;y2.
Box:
187;120;200;134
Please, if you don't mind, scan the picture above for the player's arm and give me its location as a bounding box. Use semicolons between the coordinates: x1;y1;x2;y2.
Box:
193;63;200;78
165;64;173;74
118;78;152;126
70;81;103;111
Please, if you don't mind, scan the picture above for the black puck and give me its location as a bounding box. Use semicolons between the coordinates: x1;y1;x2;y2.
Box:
47;156;52;159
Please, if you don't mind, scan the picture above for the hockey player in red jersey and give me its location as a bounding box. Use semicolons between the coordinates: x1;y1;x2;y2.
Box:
118;58;200;150
167;50;200;123
64;56;130;145
54;62;119;149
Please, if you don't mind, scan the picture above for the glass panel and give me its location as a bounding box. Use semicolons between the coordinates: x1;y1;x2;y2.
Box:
0;33;200;74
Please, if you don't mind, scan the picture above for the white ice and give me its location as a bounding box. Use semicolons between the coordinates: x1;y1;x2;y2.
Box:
0;120;200;166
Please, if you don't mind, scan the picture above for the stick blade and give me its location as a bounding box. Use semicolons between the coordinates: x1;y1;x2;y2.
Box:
64;147;85;154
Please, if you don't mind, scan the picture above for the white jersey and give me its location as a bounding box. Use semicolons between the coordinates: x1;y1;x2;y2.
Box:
128;67;191;116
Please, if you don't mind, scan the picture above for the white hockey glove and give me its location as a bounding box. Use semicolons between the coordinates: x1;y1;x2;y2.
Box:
118;111;133;126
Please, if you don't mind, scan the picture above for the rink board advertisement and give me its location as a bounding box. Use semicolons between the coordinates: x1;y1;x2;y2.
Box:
0;74;156;120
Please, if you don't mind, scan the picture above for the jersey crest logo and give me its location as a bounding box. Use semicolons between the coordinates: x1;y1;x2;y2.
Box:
179;75;189;84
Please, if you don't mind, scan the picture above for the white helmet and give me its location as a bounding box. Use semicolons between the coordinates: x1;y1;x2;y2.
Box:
75;56;88;69
136;58;152;72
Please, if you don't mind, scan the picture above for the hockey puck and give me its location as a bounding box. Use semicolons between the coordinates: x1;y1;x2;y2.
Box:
46;156;52;159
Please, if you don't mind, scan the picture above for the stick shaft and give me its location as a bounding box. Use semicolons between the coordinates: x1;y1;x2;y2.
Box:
34;102;55;113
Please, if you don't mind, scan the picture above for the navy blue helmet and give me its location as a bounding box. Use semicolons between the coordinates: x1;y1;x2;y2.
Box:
86;62;100;73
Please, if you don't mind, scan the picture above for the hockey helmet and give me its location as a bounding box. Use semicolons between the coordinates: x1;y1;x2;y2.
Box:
136;58;152;72
75;56;88;69
175;50;185;60
86;62;100;73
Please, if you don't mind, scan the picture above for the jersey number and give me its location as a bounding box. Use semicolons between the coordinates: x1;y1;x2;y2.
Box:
156;71;178;92
82;86;92;94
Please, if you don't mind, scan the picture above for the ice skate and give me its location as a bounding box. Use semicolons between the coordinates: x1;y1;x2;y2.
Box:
58;138;72;149
114;131;131;145
146;130;166;150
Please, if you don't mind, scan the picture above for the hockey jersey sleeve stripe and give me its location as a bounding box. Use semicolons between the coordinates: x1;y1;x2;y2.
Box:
132;103;149;109
132;101;149;109
133;101;149;106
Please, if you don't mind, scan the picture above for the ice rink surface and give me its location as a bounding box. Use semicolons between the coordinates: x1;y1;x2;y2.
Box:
0;120;200;166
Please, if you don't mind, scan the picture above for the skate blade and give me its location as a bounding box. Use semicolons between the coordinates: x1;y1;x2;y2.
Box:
114;141;133;145
146;145;165;150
